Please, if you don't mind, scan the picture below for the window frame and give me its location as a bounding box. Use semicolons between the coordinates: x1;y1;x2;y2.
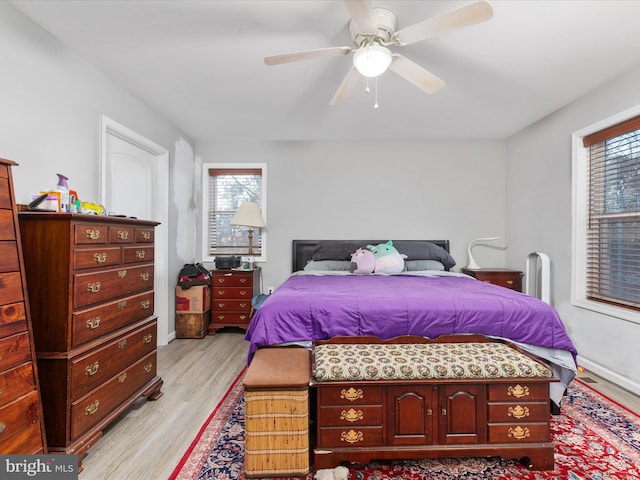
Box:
572;105;640;325
201;162;267;263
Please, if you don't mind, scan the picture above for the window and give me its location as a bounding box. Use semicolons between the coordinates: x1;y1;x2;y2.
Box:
201;163;266;261
573;110;640;322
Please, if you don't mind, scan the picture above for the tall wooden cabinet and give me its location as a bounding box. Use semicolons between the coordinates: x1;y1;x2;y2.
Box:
18;212;163;462
0;158;47;453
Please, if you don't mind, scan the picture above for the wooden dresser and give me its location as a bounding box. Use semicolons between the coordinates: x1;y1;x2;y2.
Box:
0;158;47;453
18;212;163;462
210;268;260;334
460;267;522;291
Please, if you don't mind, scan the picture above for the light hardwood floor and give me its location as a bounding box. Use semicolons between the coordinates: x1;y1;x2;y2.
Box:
79;331;640;480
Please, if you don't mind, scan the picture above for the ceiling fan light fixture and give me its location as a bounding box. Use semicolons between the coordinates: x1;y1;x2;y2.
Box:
353;43;392;78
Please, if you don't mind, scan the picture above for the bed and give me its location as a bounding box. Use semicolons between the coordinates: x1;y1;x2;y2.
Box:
244;239;578;407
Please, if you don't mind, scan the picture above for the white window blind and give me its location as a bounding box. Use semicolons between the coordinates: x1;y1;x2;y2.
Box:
207;168;263;257
583;115;640;310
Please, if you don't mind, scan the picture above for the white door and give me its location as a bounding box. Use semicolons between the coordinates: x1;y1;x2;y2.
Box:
100;116;170;345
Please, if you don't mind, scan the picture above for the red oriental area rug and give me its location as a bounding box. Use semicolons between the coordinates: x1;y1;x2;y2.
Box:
169;371;640;480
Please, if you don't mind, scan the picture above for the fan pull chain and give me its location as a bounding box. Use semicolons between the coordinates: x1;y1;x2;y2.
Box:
374;77;379;109
365;78;370;94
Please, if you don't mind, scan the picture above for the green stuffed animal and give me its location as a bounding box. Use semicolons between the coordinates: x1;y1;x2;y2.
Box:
367;240;406;274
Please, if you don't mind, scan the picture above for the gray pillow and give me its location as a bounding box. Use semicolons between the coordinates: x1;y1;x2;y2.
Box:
303;260;353;271
393;241;456;268
404;260;445;271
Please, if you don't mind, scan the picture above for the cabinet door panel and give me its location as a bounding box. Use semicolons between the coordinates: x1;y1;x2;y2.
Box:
387;386;435;446
438;384;486;445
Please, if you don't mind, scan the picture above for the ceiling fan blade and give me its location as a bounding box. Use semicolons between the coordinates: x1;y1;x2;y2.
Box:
264;46;352;66
344;0;377;35
395;0;493;45
388;54;445;94
330;66;361;106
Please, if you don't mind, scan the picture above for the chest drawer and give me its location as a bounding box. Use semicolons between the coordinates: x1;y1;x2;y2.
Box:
0;302;27;338
213;286;252;300
212;299;251;312
70;351;157;440
72;291;154;347
70;320;157;400
488;383;549;402
0;363;36;408
0;241;19;272
487;401;549;422
73;264;154;308
108;226;135;243
0;421;44;454
318;404;384;427
0;210;15;240
317;386;383;406
135;227;154;243
74;246;123;270
212;274;253;287
0;272;23;306
488;422;550;443
0;390;41;445
318;426;384;447
74;224;109;245
0;332;32;372
123;245;154;264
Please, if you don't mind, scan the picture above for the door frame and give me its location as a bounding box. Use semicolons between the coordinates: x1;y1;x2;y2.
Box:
99;115;170;346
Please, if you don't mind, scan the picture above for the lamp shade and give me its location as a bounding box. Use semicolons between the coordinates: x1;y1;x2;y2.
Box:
230;202;266;228
353;43;392;78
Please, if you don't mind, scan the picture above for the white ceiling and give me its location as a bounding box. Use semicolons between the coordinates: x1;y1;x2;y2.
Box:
10;0;640;142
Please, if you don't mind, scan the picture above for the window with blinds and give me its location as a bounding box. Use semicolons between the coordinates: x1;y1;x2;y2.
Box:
583;115;640;310
207;167;264;257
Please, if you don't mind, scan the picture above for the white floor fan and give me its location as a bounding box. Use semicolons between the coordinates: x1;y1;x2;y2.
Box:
264;0;493;106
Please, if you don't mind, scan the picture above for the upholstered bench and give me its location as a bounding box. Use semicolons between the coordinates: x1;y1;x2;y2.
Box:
243;346;311;478
310;334;558;471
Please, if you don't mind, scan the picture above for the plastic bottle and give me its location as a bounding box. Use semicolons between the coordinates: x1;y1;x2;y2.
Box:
56;173;70;212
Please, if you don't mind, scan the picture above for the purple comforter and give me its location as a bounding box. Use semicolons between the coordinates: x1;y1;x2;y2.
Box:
244;273;578;363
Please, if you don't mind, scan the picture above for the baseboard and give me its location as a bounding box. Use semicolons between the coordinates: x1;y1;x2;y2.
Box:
578;355;640;397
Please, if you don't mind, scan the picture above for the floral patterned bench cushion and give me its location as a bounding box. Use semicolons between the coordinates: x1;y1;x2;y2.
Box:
313;342;553;382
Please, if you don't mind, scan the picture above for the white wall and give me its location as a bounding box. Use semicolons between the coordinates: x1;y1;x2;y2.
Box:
196;139;508;290
506;65;640;393
0;3;199;340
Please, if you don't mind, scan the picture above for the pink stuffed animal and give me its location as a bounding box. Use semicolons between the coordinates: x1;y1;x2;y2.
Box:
350;248;375;274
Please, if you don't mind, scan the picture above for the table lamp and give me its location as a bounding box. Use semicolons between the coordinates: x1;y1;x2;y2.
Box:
230;201;266;258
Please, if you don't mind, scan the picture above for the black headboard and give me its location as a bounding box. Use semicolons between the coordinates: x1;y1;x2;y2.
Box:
292;239;451;273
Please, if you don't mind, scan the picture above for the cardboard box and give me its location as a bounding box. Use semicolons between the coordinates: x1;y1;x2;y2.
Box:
176;284;211;313
176;311;210;339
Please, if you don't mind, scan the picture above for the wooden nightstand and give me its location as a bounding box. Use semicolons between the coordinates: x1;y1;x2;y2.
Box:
460;267;522;291
209;267;261;334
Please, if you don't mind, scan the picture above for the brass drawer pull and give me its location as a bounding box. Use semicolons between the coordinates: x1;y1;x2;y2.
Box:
140;300;151;309
118;270;127;278
87;282;101;293
141;231;151;240
340;387;363;402
86;317;101;329
85;361;100;376
217;315;225;320
340;408;363;422
508;426;530;440
143;334;153;344
217;278;225;284
239;303;247;308
119;373;127;383
117;230;129;240
240;278;247;284
218;290;225;296
118;301;127;310
86;229;100;240
94;253;107;264
140;272;150;281
217;303;225;308
441;408;447;416
239;290;248;296
118;339;127;349
240;315;247;320
508;405;530;419
507;384;530;398
85;400;99;416
506;280;514;285
135;250;146;259
143;363;153;373
341;430;363;444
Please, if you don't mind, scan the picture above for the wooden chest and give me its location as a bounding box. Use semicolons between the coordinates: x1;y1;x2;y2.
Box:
210;268;260;334
0;158;47;453
18;212;163;463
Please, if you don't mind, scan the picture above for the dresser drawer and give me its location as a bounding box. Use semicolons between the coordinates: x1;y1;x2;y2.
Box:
0;421;44;454
212;286;252;300
488;383;549;402
74;246;123;270
487;402;549;422
488;422;550;443
74;224;109;245
211;312;250;326
317;386;383;406
0;175;10;208
212;299;251;312
0;390;41;445
108;225;135;244
0;272;23;306
0;332;31;371
123;245;154;264
135;227;154;243
0;363;36;408
0;302;27;338
0;210;15;240
71;351;157;439
0;241;19;272
318;426;383;447
72;292;154;347
70;321;157;400
318;404;384;427
212;274;253;287
73;264;154;308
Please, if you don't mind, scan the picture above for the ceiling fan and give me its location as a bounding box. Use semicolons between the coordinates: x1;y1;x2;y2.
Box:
264;0;493;106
